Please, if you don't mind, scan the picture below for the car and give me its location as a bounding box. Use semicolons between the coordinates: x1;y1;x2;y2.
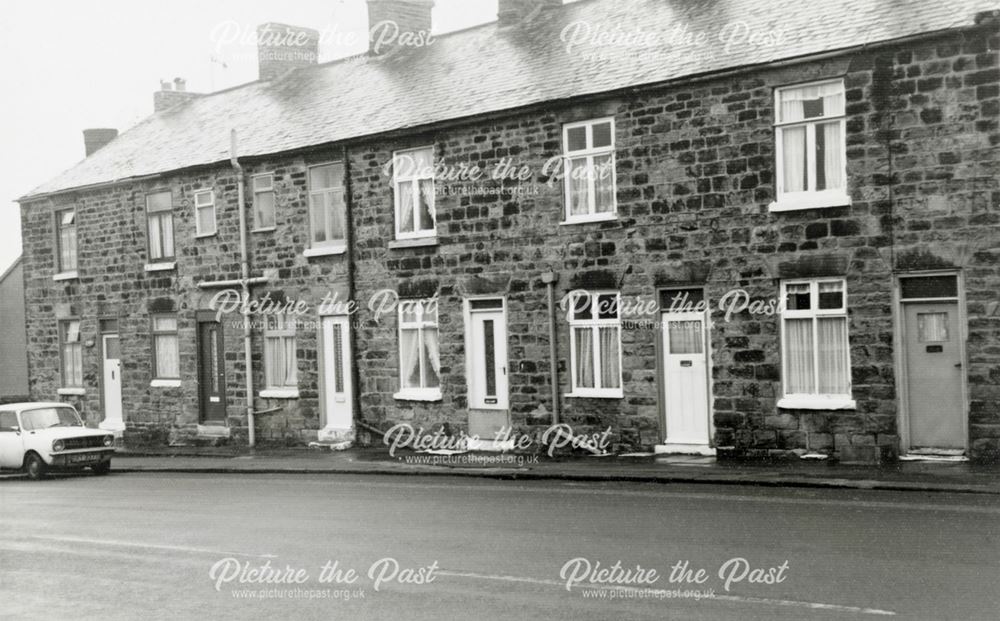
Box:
0;402;115;479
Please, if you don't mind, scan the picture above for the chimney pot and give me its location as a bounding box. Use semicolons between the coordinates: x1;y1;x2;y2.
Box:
154;78;199;113
82;128;118;157
366;0;435;55
256;23;320;80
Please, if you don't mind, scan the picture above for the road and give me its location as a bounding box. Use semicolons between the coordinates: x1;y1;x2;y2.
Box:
1;472;998;620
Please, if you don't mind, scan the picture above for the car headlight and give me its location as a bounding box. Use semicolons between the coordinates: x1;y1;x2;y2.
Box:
103;435;114;447
52;439;65;452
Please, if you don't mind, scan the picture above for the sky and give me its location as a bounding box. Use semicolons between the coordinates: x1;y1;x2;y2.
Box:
0;0;509;276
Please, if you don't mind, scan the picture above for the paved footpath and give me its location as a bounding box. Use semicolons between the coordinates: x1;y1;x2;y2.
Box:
99;447;1000;495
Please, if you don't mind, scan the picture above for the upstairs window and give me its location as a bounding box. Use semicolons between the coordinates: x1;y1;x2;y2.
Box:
56;208;77;273
146;191;175;261
780;279;851;403
151;314;180;380
393;147;436;240
773;80;847;210
562;118;617;223
194;190;216;237
567;291;622;397
308;163;346;250
264;314;298;390
252;174;276;230
60;319;83;388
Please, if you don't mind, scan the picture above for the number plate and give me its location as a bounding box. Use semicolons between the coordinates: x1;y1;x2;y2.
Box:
68;453;100;464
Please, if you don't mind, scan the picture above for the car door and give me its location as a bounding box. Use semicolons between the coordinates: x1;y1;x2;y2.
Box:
0;410;24;469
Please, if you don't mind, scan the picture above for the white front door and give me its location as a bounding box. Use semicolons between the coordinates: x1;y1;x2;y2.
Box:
904;301;965;450
100;334;124;431
661;311;711;448
320;316;353;432
468;301;509;410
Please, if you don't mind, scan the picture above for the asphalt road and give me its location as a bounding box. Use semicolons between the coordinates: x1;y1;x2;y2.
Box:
1;472;998;620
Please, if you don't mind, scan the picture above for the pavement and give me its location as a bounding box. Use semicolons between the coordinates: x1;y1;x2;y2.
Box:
3;472;999;620
102;446;1000;495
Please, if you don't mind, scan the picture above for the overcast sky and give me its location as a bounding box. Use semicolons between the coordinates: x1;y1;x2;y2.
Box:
0;0;509;276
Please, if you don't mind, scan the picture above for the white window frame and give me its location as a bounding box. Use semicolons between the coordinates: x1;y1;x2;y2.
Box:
392;146;437;241
193;189;216;237
306;162;347;255
394;301;442;401
561;117;618;224
55;208;78;275
151;313;180;381
145;191;175;262
778;278;855;410
60;319;83;388
567;290;623;398
263;314;298;393
771;79;849;212
251;173;276;232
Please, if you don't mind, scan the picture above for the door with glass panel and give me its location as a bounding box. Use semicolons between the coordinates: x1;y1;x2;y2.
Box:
197;319;227;423
467;300;509;410
660;289;711;448
100;332;124;431
899;275;965;451
321;315;354;431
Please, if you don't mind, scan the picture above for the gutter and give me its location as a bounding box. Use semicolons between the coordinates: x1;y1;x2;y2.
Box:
229;129;257;449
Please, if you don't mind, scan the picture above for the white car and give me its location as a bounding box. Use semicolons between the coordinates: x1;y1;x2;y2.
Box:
0;402;115;479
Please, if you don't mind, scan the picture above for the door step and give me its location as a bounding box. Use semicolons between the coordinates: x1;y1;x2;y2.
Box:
655;443;716;456
196;424;231;439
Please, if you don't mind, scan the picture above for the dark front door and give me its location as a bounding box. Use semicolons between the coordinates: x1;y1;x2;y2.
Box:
197;320;227;423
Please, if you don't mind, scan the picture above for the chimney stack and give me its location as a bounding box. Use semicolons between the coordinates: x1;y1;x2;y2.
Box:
366;0;434;55
82;128;118;157
498;0;562;26
153;77;200;113
257;23;319;80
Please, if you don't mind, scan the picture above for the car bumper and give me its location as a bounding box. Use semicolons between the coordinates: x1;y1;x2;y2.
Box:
47;449;115;468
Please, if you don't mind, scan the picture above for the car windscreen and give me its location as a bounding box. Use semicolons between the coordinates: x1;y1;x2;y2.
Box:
20;407;83;431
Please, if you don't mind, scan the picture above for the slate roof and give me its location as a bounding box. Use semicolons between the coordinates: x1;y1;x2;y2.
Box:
23;0;998;199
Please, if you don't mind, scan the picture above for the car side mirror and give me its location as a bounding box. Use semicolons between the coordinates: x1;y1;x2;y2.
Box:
9;426;19;434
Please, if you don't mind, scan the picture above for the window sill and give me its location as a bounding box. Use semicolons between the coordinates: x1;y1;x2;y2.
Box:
304;245;346;258
768;192;851;213
57;387;86;396
195;232;217;239
777;396;856;410
393;389;442;402
260;388;299;399
53;271;79;282
150;379;181;388
560;213;618;226
251;227;277;234
144;262;176;272
564;389;624;399
388;237;439;250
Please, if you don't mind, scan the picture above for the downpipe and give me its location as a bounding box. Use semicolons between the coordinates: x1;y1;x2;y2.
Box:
230;129;256;448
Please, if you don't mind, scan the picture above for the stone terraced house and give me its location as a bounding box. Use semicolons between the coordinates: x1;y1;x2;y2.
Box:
16;0;1000;462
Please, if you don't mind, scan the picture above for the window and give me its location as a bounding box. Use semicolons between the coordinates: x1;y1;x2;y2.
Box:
562;118;617;223
393;147;436;239
151;314;179;379
567;291;622;397
396;301;441;399
56;208;77;273
308;163;346;250
60;320;83;388
0;411;17;431
264;314;298;390
146;191;175;261
773;80;847;210
780;279;851;405
252;174;276;230
194;190;216;237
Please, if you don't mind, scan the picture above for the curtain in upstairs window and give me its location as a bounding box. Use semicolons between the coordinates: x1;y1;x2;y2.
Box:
782;126;806;193
398;182;415;234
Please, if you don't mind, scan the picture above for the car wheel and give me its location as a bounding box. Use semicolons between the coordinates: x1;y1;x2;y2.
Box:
92;461;111;476
24;453;47;480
